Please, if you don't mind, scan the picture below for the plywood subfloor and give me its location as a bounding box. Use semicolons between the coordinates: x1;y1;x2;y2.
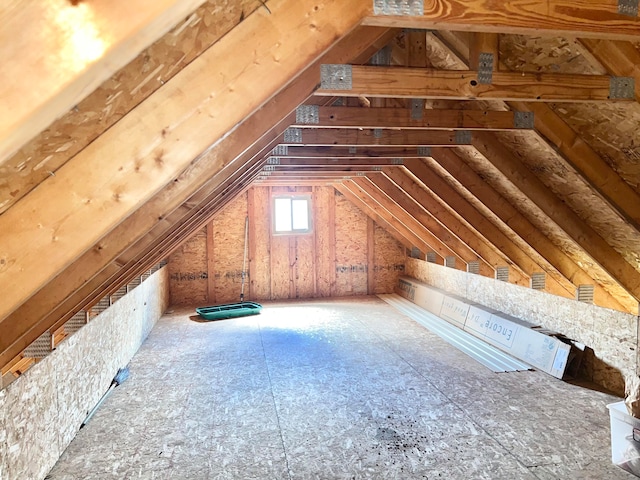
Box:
47;297;629;479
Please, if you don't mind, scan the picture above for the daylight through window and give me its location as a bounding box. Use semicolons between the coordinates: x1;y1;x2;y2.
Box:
273;195;311;234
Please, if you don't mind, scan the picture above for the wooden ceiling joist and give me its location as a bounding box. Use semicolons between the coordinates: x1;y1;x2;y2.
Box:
316;66;633;102
362;1;640;41
279;128;469;147
290;106;531;130
269;146;435;158
0;0;208;164
0;0;371;323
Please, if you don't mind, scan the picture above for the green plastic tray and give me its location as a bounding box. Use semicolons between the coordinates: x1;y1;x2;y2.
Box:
196;301;262;321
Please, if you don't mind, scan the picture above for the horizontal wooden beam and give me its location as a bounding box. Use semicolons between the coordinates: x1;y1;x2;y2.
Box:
270;146;436;158
0;0;207;164
362;1;640;41
316;66;631;102
280;128;466;146
291;106;530;130
265;158;406;167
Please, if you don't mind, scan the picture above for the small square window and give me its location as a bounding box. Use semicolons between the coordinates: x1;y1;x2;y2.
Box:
273;195;311;234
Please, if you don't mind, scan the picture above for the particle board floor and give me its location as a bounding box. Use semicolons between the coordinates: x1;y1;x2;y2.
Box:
47;296;630;480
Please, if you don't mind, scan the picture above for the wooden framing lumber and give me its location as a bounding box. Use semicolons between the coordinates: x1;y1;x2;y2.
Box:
363;174;494;276
342;181;439;261
0;0;207;163
426;148;632;312
291;106;530;130
316;66;631;102
0;25;393;368
362;1;640;41
280;128;466;146
382;168;530;284
471;132;640;302
270;146;436;158
0;0;371;322
350;177;466;269
401;159;576;299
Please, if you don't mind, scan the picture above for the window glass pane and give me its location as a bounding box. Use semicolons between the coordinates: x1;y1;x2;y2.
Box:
291;199;309;230
274;198;292;232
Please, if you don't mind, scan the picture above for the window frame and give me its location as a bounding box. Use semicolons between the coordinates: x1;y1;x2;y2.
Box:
272;194;313;235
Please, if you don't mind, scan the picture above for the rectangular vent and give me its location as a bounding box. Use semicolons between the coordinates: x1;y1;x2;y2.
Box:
426;252;437;263
24;331;53;359
531;272;546;290
576;284;595;304
496;266;509;282
467;261;480;274
64;311;88;335
410;247;421;258
445;256;456;268
128;277;142;292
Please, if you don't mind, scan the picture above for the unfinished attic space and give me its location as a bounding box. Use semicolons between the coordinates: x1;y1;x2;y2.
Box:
5;0;640;478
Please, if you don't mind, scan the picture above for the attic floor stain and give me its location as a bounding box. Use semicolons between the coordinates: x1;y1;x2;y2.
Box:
46;297;628;480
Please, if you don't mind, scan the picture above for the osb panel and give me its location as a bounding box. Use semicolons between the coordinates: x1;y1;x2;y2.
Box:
493;131;640;272
335;192;368;296
406;258;637;394
0;0;263;214
0;388;6;480
2;268;168;480
213;193;248;303
314;187;335;297
250;187;271;300
168;228;208;306
454;147;636;312
374;224;405;294
499;35;605;75
294;235;315;299
550;102;640;194
270;236;292;300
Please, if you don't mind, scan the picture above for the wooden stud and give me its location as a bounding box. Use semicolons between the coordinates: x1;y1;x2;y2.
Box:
206;221;216;304
367;217;376;294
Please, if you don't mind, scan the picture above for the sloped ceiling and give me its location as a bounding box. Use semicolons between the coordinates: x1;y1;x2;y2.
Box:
2;0;640;369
